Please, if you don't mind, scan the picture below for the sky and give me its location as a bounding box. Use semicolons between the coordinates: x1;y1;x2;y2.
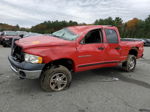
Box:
0;0;150;28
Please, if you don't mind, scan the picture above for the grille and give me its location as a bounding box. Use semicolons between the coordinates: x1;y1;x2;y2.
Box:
11;39;24;62
9;38;13;43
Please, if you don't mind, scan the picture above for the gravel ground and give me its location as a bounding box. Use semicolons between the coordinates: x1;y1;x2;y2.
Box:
0;46;150;112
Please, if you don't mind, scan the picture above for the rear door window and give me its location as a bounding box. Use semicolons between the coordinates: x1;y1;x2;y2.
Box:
105;29;118;43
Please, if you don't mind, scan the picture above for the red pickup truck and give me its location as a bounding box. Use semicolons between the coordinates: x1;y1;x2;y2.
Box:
8;25;144;92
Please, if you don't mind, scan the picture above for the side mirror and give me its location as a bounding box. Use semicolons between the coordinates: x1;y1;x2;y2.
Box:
80;39;85;44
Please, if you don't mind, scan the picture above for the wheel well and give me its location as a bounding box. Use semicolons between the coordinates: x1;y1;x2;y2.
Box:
129;48;138;57
43;58;75;72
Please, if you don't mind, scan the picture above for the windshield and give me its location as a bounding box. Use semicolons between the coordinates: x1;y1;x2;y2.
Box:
4;31;18;36
52;28;78;41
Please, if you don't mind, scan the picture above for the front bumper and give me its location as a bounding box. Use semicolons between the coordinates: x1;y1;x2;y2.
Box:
8;56;45;79
3;39;11;46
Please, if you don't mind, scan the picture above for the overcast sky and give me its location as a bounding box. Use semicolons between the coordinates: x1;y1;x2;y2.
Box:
0;0;150;27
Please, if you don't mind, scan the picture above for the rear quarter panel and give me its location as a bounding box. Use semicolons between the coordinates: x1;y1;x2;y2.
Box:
120;41;144;61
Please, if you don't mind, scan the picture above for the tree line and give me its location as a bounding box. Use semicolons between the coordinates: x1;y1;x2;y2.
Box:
94;16;150;38
0;15;150;38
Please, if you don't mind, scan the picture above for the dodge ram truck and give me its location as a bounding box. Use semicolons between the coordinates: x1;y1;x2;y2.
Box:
8;25;144;92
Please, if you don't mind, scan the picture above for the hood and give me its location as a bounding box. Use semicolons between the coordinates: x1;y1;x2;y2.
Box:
16;35;73;49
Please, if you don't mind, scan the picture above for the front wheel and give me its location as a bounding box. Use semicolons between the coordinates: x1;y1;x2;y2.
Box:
40;65;72;92
122;55;136;72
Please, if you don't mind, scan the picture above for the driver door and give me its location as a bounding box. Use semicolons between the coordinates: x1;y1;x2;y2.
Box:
76;29;106;71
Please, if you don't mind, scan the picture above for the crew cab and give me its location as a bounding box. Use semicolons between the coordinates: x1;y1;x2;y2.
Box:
8;25;144;92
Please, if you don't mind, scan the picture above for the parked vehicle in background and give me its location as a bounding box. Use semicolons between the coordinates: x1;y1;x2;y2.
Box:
143;39;150;46
16;31;28;38
0;31;18;47
121;38;150;46
8;25;144;92
0;31;42;47
121;38;144;42
23;32;42;38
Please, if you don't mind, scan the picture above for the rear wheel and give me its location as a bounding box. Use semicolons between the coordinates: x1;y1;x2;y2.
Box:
40;65;72;92
122;55;136;72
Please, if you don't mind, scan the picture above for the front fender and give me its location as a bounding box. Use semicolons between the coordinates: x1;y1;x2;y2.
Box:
23;46;77;64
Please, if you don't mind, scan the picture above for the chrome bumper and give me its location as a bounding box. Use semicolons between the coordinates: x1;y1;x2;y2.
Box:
10;65;42;79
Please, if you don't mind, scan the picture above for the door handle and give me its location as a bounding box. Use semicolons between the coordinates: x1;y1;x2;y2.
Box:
115;47;121;50
98;47;105;50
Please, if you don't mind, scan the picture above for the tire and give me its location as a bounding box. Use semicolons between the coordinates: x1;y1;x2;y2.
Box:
40;65;72;92
122;55;136;72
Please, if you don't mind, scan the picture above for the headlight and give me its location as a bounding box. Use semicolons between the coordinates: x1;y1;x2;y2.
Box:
25;53;43;64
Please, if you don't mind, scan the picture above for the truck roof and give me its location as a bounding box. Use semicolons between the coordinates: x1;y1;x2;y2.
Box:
68;25;116;34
